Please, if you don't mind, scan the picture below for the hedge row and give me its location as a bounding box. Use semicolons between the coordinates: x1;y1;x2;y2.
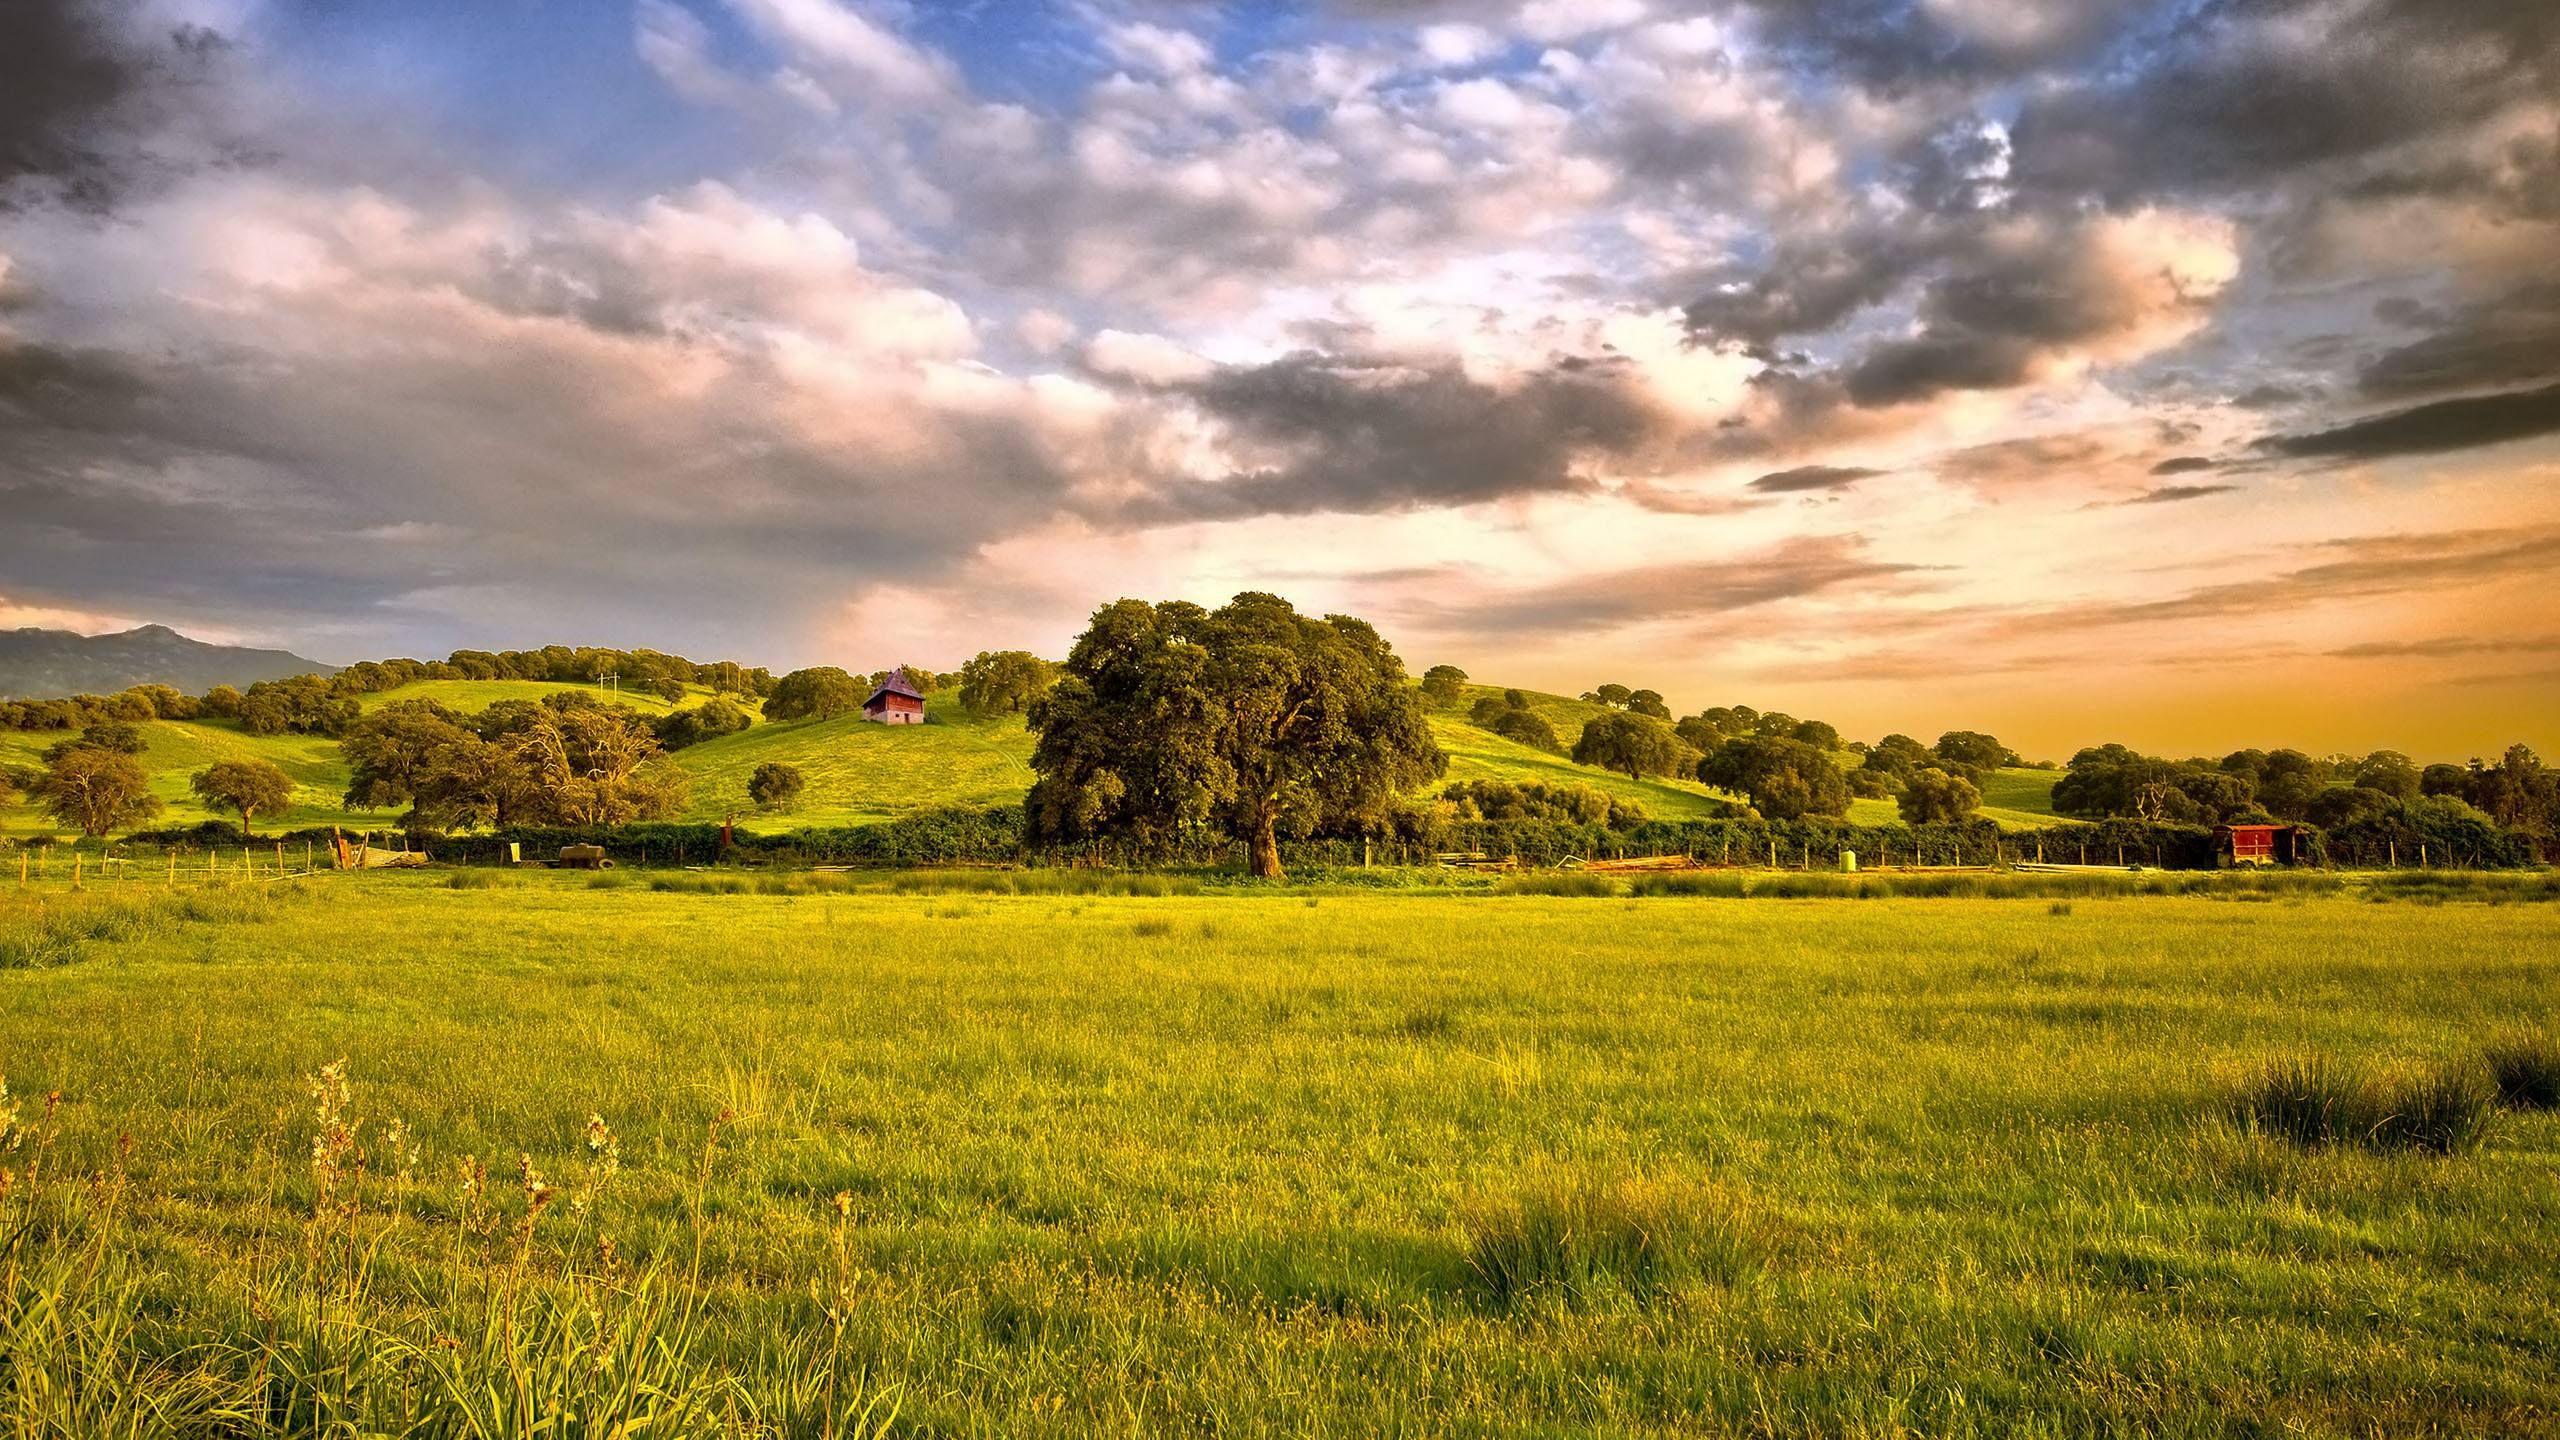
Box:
99;800;2544;871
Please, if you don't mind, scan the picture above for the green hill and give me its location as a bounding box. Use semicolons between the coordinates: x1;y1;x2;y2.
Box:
0;675;2063;840
674;697;1033;827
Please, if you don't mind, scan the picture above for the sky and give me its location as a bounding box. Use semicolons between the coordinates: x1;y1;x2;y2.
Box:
1;0;2555;761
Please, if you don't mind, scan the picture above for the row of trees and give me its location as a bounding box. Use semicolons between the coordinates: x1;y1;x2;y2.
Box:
0;645;773;736
2051;742;2558;836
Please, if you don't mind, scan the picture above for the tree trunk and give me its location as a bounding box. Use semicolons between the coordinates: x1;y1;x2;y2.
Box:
1247;813;1284;878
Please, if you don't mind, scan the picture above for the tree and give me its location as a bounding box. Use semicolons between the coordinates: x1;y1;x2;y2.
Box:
1570;711;1687;783
510;705;687;827
43;722;146;762
410;735;544;830
656;697;752;750
191;760;296;838
2306;783;2394;829
1790;719;1842;750
1419;664;1469;709
2352;750;2421;801
1585;684;1634;707
40;747;163;837
748;762;806;813
1626;689;1672;721
1026;594;1444;878
956;651;1060;717
1490;708;1561;752
1468;694;1514;727
1699;736;1849;820
341;701;473;813
1897;766;1981;824
201;684;244;719
1935;730;2017;772
765;667;863;721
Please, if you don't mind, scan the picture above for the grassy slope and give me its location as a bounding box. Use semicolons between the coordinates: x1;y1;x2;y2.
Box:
354;678;700;715
673;691;1034;826
1;676;2065;839
0;679;704;838
3;879;2554;1434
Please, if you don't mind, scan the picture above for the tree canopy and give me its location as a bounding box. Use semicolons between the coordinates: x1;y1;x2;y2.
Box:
191;759;296;838
1897;766;1981;825
1698;736;1850;821
765;667;864;721
1026;594;1445;877
39;745;163;837
1570;711;1690;783
1419;664;1468;709
956;651;1060;717
748;762;805;813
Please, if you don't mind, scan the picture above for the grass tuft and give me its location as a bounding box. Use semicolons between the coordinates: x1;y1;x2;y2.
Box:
2235;1055;2495;1153
2484;1031;2560;1110
1460;1175;1750;1309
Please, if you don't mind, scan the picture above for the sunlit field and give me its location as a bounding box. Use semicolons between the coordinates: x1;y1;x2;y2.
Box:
5;873;2556;1436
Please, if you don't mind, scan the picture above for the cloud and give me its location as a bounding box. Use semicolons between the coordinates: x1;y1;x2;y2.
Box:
2327;634;2560;660
2354;281;2560;401
1749;463;1881;493
2261;383;2560;462
0;0;233;211
2147;456;2215;476
1113;349;1667;522
1837;209;2237;408
1391;534;1924;641
2118;484;2237;506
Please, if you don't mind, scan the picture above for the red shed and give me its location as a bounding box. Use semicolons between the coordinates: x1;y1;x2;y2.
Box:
2214;823;2303;867
862;667;926;725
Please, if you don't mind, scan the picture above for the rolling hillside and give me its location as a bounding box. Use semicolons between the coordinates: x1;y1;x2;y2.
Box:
673;704;1035;827
0;675;2062;839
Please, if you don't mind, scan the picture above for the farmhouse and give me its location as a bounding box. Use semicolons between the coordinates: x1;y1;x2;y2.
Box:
862;667;926;724
2214;822;2304;867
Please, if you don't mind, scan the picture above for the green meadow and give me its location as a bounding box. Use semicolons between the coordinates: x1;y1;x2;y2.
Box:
3;873;2555;1435
6;678;2064;839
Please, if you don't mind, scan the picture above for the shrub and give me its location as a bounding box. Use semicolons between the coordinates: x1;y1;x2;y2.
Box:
2485;1032;2560;1110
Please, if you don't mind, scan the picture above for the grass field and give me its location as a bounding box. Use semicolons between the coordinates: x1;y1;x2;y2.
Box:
676;700;1034;826
1;680;2068;839
3;875;2555;1435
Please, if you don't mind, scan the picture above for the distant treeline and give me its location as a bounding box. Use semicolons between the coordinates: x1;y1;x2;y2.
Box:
0;646;776;736
85;792;2543;871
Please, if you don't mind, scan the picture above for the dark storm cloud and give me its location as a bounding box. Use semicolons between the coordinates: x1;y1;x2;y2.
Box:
2007;0;2558;208
2148;456;2216;475
2355;283;2560;401
1749;464;1882;493
1115;351;1663;522
1682;222;1945;353
0;0;231;210
2261;383;2560;461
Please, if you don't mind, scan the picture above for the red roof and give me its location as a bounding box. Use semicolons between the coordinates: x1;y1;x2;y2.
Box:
864;667;924;705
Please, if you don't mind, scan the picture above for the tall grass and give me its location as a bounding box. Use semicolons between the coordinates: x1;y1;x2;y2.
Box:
2234;1055;2496;1153
0;1066;900;1437
2484;1031;2560;1110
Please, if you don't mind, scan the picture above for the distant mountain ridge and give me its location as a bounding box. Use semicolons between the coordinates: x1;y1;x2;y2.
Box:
0;625;335;700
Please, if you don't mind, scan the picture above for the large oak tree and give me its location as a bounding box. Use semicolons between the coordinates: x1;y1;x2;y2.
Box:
1026;594;1444;877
